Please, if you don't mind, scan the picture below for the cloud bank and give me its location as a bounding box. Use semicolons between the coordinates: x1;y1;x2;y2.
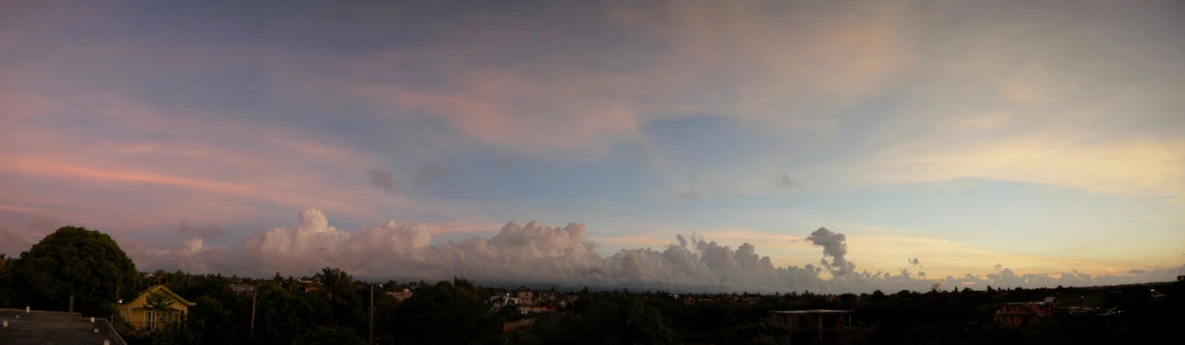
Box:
126;208;1185;293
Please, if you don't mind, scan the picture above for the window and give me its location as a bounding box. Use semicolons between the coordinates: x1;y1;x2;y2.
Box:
145;311;156;329
144;310;181;329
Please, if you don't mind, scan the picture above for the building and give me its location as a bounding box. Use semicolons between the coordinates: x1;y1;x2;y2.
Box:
515;290;534;304
227;283;255;296
503;318;535;332
516;304;557;315
769;309;854;345
557;295;579;308
117;285;196;330
386;288;414;302
490;295;523;309
298;279;320;293
536;291;556;303
993;297;1055;327
0;308;126;345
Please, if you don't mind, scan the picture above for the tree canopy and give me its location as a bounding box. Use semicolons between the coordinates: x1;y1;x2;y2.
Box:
8;226;141;316
145;291;175;312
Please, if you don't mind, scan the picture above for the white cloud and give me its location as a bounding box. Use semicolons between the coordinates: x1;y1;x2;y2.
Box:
127;207;1185;293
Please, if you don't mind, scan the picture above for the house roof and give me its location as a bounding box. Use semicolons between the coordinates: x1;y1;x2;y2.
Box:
1004;298;1056;306
0;309;122;345
228;283;256;292
130;285;196;307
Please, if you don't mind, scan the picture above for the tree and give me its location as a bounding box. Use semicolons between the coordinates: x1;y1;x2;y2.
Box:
555;293;676;345
185;296;232;345
145;291;175;312
255;282;318;344
312;267;355;305
390;279;497;345
295;326;366;345
9;226;141;316
0;253;14;308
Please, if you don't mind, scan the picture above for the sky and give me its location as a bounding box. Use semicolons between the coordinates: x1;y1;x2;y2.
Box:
1;0;1183;293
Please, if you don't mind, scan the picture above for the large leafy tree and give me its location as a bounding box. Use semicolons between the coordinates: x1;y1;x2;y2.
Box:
551;293;676;345
255;282;319;344
390;279;497;345
185;296;233;345
312;267;358;325
312;267;356;305
0;253;14;307
10;226;141;316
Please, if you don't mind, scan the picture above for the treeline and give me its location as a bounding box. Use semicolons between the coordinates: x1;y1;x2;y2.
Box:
115;269;514;345
2;226;1183;344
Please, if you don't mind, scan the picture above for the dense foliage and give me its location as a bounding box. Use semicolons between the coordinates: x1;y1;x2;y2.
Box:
1;226;1182;344
4;226;141;316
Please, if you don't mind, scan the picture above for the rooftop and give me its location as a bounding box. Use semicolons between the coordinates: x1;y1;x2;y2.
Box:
1003;296;1057;306
771;309;854;315
0;309;124;345
228;283;256;292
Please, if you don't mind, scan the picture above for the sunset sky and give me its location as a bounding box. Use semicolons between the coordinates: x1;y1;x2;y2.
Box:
2;1;1183;291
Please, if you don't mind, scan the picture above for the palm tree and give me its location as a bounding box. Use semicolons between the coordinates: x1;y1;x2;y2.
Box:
313;267;355;305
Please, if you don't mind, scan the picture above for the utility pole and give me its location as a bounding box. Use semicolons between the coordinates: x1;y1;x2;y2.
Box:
114;286;121;321
250;290;257;339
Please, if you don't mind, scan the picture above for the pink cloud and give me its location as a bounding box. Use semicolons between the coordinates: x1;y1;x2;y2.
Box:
0;87;57;121
355;69;645;154
347;1;918;155
0;91;471;233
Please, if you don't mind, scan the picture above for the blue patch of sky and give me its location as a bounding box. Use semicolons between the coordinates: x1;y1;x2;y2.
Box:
410;140;666;222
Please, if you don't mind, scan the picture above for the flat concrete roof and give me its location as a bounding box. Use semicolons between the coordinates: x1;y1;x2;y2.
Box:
0;309;122;345
771;309;853;314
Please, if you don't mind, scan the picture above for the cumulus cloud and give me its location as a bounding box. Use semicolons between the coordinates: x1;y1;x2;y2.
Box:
129;208;920;292
367;168;398;193
177;221;228;238
125;208;1185;293
776;174;800;188
805;227;856;276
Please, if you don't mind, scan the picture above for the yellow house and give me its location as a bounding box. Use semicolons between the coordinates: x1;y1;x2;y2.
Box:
118;285;196;330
